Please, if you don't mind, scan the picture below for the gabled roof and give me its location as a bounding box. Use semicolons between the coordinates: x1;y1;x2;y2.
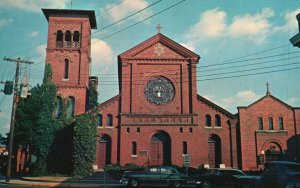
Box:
197;94;236;118
99;94;120;109
119;33;200;62
237;94;294;110
42;8;97;29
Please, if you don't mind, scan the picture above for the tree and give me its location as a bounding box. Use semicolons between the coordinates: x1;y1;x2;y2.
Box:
14;64;63;175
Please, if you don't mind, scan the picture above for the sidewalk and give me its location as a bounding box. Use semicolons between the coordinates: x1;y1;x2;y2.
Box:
0;172;120;187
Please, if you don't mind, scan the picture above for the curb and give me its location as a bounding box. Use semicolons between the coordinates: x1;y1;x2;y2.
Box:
0;180;100;187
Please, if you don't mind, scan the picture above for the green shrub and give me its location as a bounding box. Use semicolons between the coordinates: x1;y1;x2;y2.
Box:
123;163;145;171
104;163;123;179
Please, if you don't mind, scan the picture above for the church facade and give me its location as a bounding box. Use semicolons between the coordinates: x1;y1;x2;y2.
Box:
42;9;300;171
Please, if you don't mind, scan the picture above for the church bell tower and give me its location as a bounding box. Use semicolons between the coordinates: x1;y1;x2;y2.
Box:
42;9;97;115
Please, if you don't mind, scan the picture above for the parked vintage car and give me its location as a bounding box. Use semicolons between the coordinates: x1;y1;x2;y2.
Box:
120;165;190;187
194;168;258;188
257;161;300;188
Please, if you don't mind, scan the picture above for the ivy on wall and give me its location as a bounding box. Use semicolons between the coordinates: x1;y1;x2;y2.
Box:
73;110;98;177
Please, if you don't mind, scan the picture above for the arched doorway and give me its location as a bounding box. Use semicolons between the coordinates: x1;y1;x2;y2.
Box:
150;131;171;165
98;134;112;169
208;134;222;168
263;141;283;163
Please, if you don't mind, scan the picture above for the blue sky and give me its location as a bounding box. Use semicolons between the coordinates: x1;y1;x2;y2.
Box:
0;0;300;136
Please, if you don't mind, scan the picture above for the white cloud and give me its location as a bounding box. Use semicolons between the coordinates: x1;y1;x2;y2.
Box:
29;31;39;37
236;90;261;100
185;8;275;45
91;39;114;75
0;18;13;29
203;90;261;113
202;94;214;101
36;44;47;61
185;8;226;45
102;0;152;24
0;0;67;13
180;43;195;52
275;8;300;35
228;8;274;44
287;97;298;105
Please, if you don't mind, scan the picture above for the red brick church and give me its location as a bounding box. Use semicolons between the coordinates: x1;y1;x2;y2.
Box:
42;9;300;171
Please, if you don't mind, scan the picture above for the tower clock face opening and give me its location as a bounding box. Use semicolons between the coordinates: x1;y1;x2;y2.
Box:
144;77;175;105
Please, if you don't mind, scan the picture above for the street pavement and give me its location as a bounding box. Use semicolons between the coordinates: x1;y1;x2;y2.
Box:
0;172;232;187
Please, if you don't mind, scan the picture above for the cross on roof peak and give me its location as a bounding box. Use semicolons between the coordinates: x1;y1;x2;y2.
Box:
266;82;271;95
156;24;162;33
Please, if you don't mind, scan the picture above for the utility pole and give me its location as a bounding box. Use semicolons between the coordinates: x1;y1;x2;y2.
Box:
3;57;34;182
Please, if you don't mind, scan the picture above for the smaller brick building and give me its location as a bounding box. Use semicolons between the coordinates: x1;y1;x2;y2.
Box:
238;87;300;170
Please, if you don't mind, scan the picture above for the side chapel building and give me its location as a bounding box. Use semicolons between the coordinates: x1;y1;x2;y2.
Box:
42;9;300;171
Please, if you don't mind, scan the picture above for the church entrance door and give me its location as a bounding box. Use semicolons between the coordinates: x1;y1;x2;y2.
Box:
150;132;171;166
208;134;222;168
98;135;111;169
264;142;283;163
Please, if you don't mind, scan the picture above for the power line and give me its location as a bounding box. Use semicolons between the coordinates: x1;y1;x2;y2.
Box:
200;51;300;68
221;43;290;63
100;0;127;15
26;55;300;85
198;61;300;78
198;54;300;73
27;59;300;86
101;0;186;41
98;0;162;31
90;51;300;77
198;66;300;82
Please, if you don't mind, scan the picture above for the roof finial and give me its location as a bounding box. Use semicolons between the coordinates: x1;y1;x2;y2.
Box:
156;24;162;33
266;82;270;95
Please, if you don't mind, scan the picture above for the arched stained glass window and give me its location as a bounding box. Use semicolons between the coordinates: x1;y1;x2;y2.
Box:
64;59;69;79
183;141;187;154
132;141;137;155
67;96;75;117
65;30;71;47
279;117;284;130
205;114;211;127
107;114;113;126
215;114;221;127
56;30;63;48
97;114;103;126
73;31;80;48
55;96;63;118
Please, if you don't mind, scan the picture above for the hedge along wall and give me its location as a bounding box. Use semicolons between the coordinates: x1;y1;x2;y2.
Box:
73;111;98;177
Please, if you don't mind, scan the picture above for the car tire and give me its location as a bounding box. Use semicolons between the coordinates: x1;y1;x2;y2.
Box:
128;179;139;187
172;180;182;188
202;180;211;188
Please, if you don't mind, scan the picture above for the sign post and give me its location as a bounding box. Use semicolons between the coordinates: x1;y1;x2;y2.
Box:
183;154;190;175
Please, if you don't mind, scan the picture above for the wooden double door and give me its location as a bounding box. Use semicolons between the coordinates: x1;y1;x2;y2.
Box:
150;132;171;166
208;134;222;168
98;135;111;169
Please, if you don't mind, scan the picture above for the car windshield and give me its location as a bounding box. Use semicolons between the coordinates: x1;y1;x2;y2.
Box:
221;170;246;176
161;168;177;174
206;169;246;176
148;167;159;173
283;164;300;172
264;162;300;173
